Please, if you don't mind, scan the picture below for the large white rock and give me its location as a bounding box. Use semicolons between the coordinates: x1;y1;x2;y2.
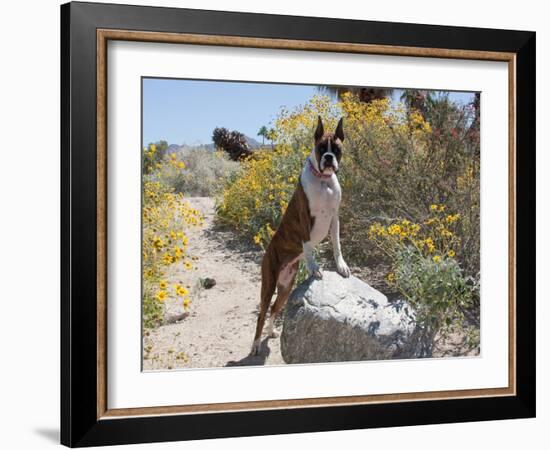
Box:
281;271;421;363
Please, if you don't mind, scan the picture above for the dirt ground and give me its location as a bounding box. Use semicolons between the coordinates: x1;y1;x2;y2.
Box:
142;197;479;372
142;197;284;371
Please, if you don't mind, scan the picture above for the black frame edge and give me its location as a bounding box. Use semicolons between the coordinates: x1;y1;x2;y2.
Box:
70;1;534;52
60;2;71;447
62;2;102;446
514;32;536;417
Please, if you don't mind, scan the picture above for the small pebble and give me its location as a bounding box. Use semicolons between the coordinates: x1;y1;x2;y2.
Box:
203;277;216;289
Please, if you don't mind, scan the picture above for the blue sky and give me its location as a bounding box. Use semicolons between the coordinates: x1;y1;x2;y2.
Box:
142;78;475;146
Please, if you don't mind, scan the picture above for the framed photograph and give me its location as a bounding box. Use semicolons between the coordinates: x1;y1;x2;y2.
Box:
61;1;536;447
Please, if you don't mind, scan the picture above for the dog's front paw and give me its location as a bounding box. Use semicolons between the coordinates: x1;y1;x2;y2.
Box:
336;258;351;278
312;269;323;279
307;261;323;279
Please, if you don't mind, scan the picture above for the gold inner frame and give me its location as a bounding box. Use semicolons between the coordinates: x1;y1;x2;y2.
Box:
96;29;517;420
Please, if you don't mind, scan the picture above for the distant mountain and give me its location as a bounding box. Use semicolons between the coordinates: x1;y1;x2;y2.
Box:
244;136;262;149
179;143;216;152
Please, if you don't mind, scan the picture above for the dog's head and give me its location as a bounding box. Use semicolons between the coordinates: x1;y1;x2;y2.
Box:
313;116;344;175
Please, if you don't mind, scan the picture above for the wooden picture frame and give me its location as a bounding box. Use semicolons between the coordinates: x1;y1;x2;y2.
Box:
61;1;535;447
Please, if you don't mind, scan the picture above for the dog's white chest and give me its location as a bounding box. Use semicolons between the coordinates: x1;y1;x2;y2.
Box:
302;174;341;246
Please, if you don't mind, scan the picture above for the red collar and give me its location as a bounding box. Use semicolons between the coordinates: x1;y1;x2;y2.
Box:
307;157;333;179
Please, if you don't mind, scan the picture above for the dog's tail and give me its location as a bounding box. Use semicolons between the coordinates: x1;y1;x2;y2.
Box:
253;251;278;347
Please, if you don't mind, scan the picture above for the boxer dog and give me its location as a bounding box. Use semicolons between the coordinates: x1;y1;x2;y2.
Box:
251;116;350;355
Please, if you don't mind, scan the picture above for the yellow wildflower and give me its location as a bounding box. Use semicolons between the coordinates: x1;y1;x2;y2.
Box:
388;224;402;235
176;286;188;297
425;238;435;253
155;290;167;302
152;237;165;249
445;214;460;224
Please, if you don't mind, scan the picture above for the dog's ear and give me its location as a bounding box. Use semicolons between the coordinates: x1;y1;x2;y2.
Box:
335;118;344;142
314;116;324;142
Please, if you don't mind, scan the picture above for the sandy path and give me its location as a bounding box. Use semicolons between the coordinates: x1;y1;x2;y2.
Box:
143;197;284;371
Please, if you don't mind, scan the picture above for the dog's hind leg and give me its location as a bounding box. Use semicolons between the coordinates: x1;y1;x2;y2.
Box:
251;256;277;355
267;262;298;338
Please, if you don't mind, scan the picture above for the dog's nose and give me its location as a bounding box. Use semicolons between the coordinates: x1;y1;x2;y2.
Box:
324;153;333;162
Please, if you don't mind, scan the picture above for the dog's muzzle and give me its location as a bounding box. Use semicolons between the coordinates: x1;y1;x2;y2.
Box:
320;152;338;172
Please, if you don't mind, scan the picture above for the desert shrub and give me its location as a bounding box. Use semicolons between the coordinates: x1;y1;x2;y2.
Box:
368;204;462;265
161;149;239;196
394;247;478;354
217;92;480;284
212;127;253;160
143;140;168;174
142;149;203;328
216;147;300;245
337;92;479;274
368;206;479;348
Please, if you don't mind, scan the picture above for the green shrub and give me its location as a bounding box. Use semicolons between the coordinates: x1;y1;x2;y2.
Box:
162;149;239;196
143;286;164;329
368;210;479;351
393;246;478;333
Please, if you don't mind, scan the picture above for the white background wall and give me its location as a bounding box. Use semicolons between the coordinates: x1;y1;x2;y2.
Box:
0;0;545;448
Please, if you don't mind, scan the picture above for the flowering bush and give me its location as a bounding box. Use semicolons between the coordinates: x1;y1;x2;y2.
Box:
142;146;203;328
368;205;462;264
217;93;472;253
216;147;299;248
335;92;479;274
216;92;480;340
142;141;168;174
368;206;479;348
